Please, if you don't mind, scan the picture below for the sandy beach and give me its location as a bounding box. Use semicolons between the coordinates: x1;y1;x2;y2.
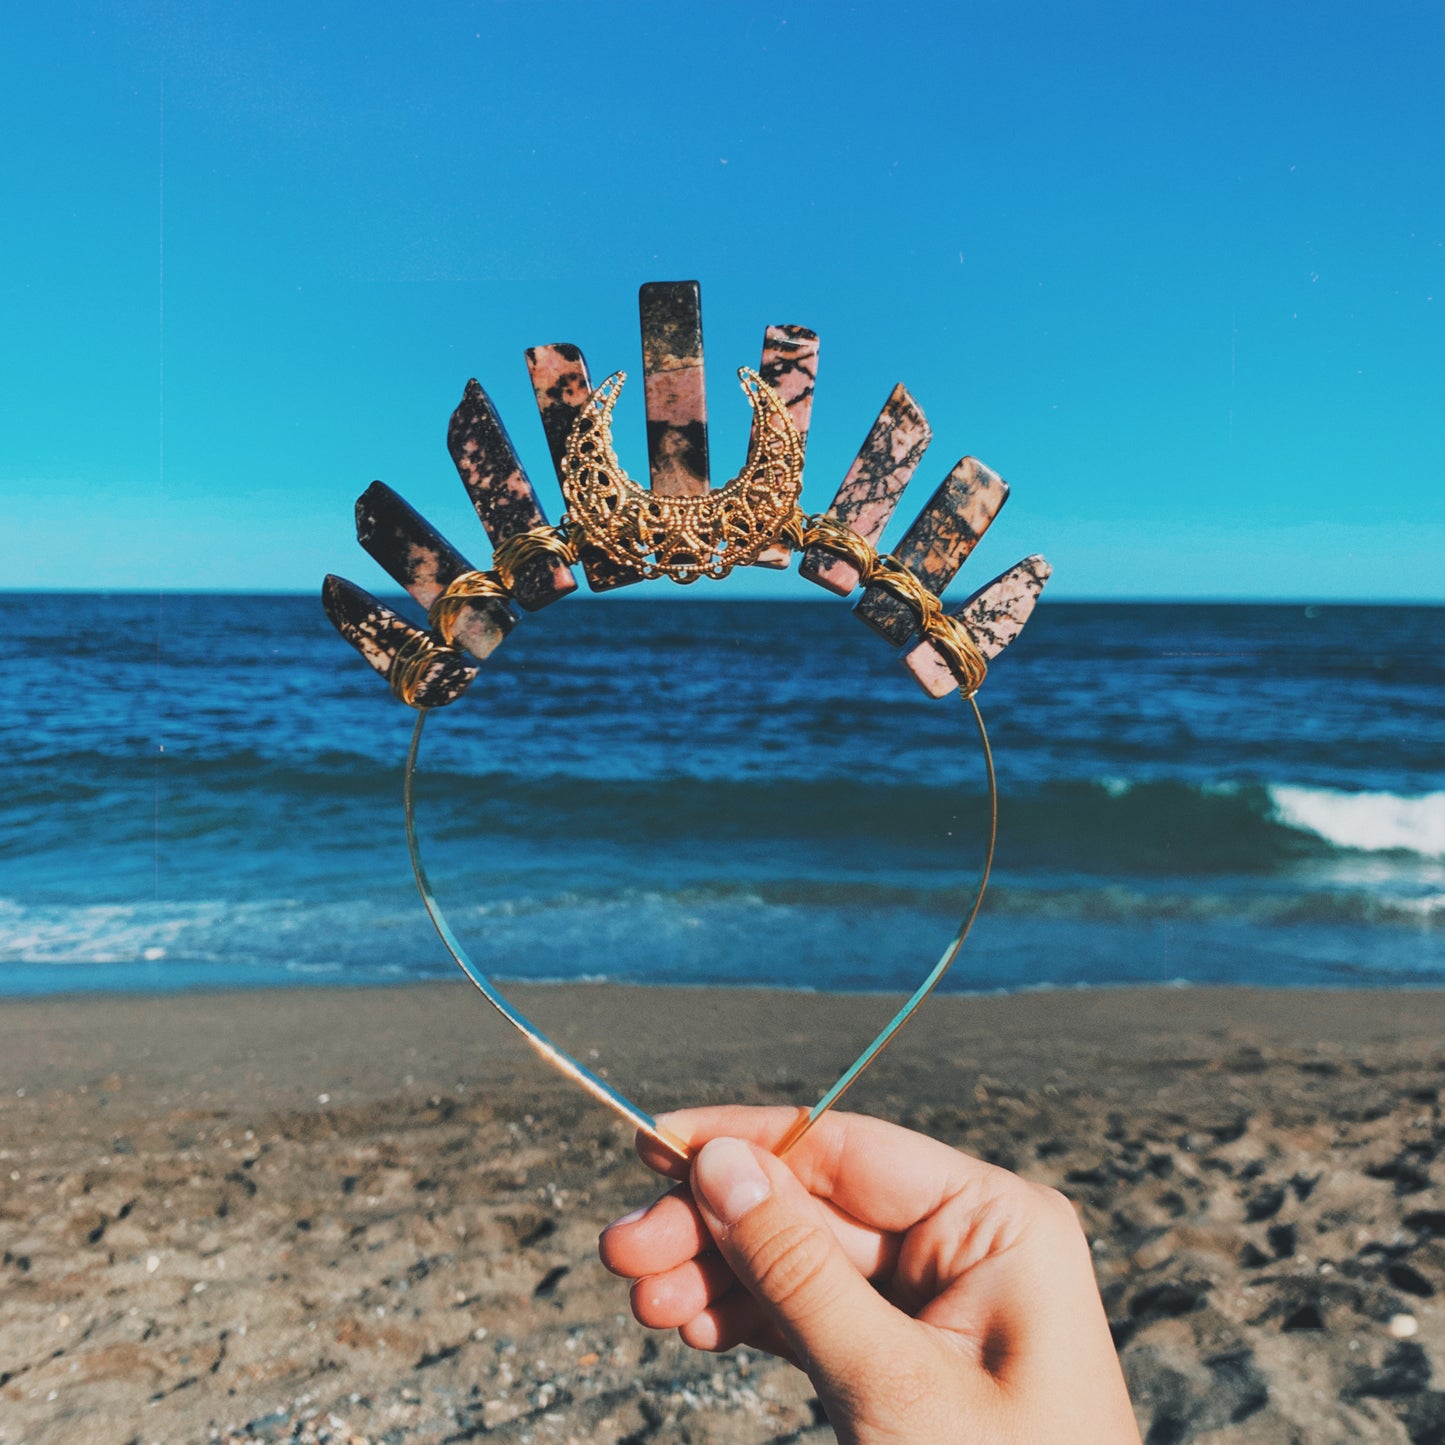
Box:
0;982;1441;1443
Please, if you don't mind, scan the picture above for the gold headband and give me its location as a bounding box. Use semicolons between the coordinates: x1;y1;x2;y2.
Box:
323;281;1050;1162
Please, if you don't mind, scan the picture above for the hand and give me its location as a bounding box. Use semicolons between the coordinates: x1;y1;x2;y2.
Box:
599;1106;1140;1444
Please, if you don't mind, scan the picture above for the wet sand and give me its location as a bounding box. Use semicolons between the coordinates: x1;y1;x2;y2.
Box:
0;982;1441;1443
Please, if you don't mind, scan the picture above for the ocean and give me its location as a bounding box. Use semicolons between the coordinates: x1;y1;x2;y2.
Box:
1;593;1441;997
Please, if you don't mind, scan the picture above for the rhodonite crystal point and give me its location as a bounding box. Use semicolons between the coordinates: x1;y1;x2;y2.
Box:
321;575;477;708
854;457;1009;646
799;383;931;595
524;343;592;479
524;342;640;594
751;324;820;569
639;280;709;497
446;380;577;611
902;556;1052;698
354;482;516;662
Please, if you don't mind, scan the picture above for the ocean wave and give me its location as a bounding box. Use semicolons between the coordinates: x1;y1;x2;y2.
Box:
3;871;1441;998
0;896;428;969
1269;785;1445;859
7;749;1445;877
2;867;1438;981
1030;778;1445;867
985;883;1444;930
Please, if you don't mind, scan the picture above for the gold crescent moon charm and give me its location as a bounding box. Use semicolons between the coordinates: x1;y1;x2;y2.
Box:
561;368;805;583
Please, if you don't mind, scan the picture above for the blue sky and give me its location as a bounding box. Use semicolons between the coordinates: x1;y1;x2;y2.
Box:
2;2;1441;600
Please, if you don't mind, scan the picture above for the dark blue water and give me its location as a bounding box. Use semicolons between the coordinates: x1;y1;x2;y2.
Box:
1;593;1441;995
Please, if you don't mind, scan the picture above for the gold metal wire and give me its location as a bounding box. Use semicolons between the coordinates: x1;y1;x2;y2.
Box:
916;613;989;697
427;529;581;644
427;571;512;644
776;507;811;553
798;511;876;578
388;632;451;707
490;526;580;590
774;692;996;1159
404;708;692;1163
796;511;990;697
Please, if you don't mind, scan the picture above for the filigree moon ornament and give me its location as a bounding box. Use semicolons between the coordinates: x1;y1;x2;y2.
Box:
322;281;1051;1164
563;369;805;583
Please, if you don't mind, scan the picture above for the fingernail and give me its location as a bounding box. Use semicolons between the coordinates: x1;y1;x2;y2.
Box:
693;1137;771;1226
605;1204;649;1232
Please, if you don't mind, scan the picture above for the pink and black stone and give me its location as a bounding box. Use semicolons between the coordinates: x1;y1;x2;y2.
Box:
799;383;931;595
321;575;477;709
524;343;592;481
523;342;638;594
758;324;819;435
353;481;516;662
901;555;1052;699
854;457;1010;646
446;380;577;611
752;324;820;569
639;280;709;498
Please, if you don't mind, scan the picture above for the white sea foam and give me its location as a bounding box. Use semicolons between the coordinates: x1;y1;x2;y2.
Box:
0;900;214;965
0;897;392;967
1270;786;1445;858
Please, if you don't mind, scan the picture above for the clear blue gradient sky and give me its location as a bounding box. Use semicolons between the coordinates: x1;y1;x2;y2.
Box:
3;2;1441;599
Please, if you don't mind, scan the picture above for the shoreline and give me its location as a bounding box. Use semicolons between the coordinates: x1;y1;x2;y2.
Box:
2;983;1441;1442
5;968;1444;1004
5;979;1445;1101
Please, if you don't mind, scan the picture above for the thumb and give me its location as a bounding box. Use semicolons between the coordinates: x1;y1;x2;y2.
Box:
690;1137;904;1379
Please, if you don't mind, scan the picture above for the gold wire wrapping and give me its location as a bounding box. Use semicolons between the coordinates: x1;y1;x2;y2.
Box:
917;613;989;697
490;526;580;591
427;571;511;644
862;554;989;697
426;528;581;644
776;506;811;553
799;511;876;579
796;512;990;697
388;631;452;706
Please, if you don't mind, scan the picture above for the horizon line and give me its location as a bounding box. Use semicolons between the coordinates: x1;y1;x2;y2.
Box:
3;588;1442;607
